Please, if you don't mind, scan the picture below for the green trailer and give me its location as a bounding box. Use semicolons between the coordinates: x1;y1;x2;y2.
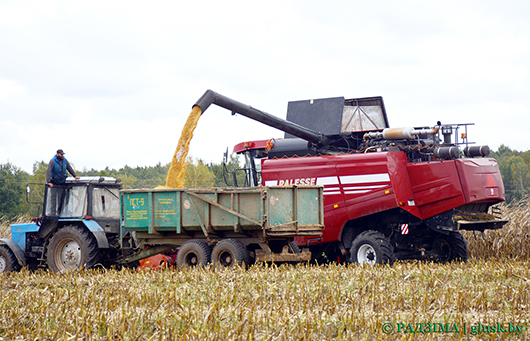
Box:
119;186;324;267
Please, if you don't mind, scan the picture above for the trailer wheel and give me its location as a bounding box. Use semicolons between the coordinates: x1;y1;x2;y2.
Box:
0;245;21;273
212;239;251;268
46;225;99;272
176;240;211;269
350;230;395;266
289;241;301;254
448;231;469;262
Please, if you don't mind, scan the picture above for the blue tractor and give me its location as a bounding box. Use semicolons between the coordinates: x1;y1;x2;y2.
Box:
0;177;123;273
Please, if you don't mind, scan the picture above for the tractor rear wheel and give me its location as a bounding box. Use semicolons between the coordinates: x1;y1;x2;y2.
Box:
350;230;395;266
176;240;211;269
46;225;99;272
212;239;251;268
0;245;21;273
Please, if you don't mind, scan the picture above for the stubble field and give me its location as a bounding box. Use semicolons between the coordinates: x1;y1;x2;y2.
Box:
1;198;529;340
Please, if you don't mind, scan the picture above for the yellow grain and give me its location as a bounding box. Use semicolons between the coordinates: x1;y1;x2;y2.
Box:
165;106;202;188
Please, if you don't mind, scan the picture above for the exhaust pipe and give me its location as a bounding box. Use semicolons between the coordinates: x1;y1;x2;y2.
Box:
194;90;329;146
363;126;441;140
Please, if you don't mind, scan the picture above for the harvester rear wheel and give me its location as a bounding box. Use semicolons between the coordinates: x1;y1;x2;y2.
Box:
0;245;21;273
432;231;469;263
176;240;211;269
448;231;469;262
350;230;395;266
432;237;452;263
46;225;99;273
212;239;251;268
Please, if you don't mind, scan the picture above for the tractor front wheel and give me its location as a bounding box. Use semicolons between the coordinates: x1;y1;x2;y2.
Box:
0;245;21;273
46;225;99;272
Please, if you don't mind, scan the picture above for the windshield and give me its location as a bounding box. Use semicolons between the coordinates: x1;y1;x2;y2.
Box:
244;151;262;186
45;186;87;218
92;187;120;218
231;151;262;187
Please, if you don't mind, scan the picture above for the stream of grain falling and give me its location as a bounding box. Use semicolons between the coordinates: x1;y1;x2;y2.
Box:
165;106;202;188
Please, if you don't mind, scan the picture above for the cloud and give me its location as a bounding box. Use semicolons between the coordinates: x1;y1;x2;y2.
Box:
1;0;529;173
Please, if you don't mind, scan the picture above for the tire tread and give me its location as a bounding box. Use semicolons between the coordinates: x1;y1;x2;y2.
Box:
0;245;22;273
350;230;396;265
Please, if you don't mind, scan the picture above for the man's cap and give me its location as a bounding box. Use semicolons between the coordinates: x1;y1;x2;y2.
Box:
57;149;65;155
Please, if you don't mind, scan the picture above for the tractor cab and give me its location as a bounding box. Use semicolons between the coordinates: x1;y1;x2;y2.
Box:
36;177;122;239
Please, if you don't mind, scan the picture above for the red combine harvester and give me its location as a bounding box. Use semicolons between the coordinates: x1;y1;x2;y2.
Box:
194;90;507;265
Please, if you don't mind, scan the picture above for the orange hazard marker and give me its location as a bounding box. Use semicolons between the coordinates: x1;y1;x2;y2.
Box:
138;254;172;270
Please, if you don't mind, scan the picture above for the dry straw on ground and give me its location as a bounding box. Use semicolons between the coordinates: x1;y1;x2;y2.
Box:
1;260;529;340
1;200;529;339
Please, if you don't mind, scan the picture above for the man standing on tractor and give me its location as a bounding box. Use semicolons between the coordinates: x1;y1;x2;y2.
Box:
45;149;80;215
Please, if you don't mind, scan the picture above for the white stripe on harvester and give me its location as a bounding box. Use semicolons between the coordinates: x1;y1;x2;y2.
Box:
340;173;390;184
316;176;340;186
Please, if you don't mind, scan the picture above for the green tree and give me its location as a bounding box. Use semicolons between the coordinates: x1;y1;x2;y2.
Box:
491;145;530;202
0;162;30;219
184;157;216;188
507;155;529;198
79;163;170;189
24;161;49;215
31;160;48;184
208;153;246;187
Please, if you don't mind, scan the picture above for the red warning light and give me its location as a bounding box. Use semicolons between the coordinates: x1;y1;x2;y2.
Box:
486;174;497;187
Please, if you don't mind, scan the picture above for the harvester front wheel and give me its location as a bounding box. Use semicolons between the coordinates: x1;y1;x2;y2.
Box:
46;225;99;272
176;240;211;269
350;230;395;266
0;245;21;273
212;239;251;268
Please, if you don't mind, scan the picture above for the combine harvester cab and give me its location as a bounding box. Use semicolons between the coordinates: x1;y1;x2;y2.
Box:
193;90;508;265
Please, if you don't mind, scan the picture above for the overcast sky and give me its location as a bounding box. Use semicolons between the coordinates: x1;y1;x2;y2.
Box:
1;0;529;174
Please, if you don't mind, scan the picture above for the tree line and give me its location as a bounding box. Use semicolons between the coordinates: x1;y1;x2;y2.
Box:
1;145;528;220
0;154;244;220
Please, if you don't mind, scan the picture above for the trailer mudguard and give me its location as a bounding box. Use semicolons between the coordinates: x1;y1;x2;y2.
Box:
0;238;26;266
